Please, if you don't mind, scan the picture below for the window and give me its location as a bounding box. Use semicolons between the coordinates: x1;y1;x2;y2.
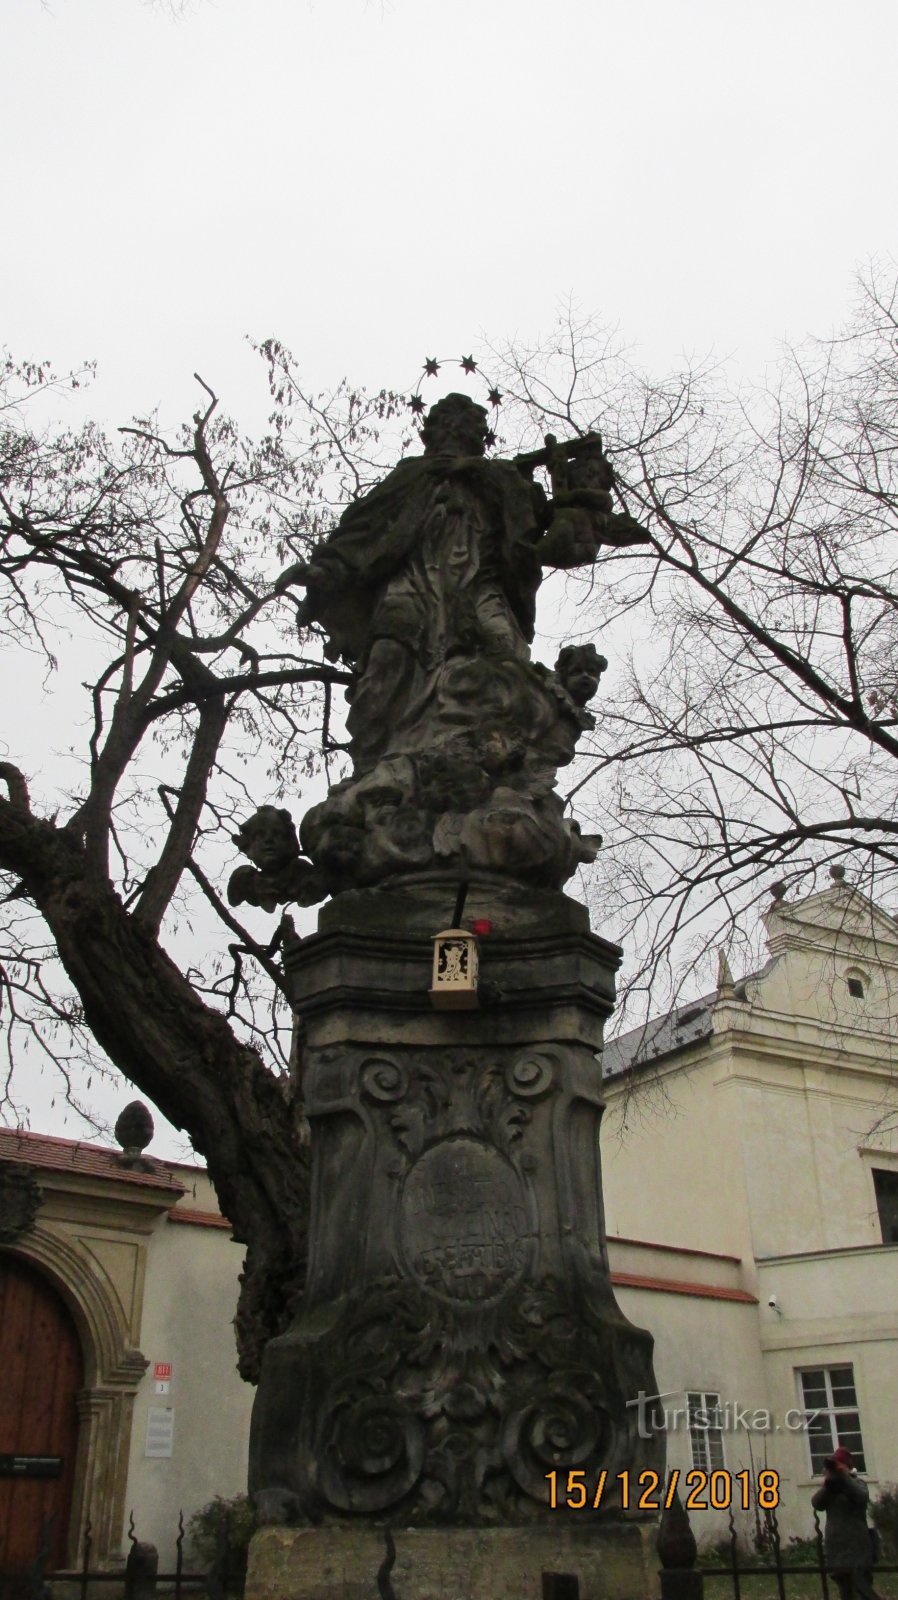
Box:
687;1391;725;1470
873;1168;898;1244
798;1366;866;1473
845;967;869;1001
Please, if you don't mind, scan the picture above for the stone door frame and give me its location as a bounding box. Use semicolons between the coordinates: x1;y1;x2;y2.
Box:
0;1164;184;1569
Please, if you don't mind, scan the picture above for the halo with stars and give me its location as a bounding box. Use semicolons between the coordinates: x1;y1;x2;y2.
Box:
406;355;504;449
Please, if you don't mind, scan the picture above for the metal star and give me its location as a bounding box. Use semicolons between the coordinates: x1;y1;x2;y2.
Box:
424;358;440;377
408;394;426;415
484;430;497;449
487;387;502;407
460;355;477;375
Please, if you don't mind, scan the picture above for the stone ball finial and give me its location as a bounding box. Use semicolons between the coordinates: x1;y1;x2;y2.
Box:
829;864;846;882
0;1162;43;1244
769;880;787;901
114;1101;155;1167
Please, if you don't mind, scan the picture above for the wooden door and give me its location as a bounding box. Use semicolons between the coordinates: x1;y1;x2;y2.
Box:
0;1255;84;1594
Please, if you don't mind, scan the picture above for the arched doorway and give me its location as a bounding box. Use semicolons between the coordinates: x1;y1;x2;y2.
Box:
0;1256;84;1595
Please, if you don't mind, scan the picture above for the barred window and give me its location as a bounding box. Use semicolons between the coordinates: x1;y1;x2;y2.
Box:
687;1390;725;1471
798;1365;866;1473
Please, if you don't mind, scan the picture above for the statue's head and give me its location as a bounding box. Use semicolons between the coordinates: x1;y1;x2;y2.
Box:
420;393;489;458
555;643;608;707
234;805;299;873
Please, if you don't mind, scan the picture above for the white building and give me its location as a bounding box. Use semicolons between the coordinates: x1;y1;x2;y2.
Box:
601;880;898;1540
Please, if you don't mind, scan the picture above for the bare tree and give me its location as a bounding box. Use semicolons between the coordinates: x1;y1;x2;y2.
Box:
0;348;405;1376
486;266;898;1016
4;267;898;1377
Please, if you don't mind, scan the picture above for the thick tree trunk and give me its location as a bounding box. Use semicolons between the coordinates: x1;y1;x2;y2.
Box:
0;792;307;1381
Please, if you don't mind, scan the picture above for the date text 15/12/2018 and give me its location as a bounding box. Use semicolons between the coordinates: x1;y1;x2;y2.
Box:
545;1469;781;1512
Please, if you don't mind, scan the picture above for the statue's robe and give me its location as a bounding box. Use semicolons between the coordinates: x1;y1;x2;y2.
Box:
301;453;550;669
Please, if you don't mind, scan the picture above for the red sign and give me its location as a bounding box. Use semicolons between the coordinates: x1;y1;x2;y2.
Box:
153;1362;172;1381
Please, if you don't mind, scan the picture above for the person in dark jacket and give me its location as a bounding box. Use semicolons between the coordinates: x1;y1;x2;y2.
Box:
811;1446;880;1600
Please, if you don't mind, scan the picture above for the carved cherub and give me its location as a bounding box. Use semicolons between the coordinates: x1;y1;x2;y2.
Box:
541;436;649;568
228;805;327;913
545;432;615;509
525;642;608;779
555;642;608;709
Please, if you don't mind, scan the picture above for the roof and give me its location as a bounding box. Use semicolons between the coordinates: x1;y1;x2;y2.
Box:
602;991;716;1077
603;884;898;1078
0;1127;187;1194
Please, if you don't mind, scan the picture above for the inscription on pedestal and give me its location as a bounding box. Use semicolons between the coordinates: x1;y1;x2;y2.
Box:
400;1136;533;1303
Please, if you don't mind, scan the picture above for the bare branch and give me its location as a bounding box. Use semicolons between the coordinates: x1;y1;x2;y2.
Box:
0;763;31;813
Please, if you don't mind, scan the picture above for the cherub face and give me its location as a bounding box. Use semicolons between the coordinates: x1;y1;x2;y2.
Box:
564;664;601;706
239;809;297;873
558;647;607;707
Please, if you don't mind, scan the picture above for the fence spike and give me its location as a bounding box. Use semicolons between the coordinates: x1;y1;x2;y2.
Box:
813;1505;830;1600
727;1507;741;1600
377;1527;397;1600
766;1505;786;1600
175;1510;185;1600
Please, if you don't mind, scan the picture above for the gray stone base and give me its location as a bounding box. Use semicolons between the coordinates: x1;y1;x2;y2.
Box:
246;1521;659;1600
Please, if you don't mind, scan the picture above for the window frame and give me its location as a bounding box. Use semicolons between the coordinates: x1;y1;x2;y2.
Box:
686;1389;726;1471
844;966;870;1003
796;1364;866;1474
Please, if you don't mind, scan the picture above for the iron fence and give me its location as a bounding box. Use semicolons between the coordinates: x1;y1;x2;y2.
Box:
669;1502;898;1600
1;1511;221;1600
5;1496;897;1600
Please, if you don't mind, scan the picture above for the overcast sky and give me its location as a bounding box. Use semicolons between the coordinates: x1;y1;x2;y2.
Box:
4;0;898;1155
6;0;897;428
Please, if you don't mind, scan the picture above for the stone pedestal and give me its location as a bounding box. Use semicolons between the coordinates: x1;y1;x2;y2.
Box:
249;876;662;1525
247;1521;658;1600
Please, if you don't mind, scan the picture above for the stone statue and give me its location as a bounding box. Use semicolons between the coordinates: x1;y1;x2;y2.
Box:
248;399;664;1575
228;806;327;913
275;396;648;897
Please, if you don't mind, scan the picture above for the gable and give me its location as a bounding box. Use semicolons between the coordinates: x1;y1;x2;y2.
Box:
764;886;898;961
744;888;898;1034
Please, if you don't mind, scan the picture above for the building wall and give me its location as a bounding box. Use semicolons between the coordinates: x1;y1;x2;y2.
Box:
729;1062;896;1260
756;1235;898;1505
125;1176;254;1566
599;887;898;1542
602;1052;757;1266
614;1284;768;1450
